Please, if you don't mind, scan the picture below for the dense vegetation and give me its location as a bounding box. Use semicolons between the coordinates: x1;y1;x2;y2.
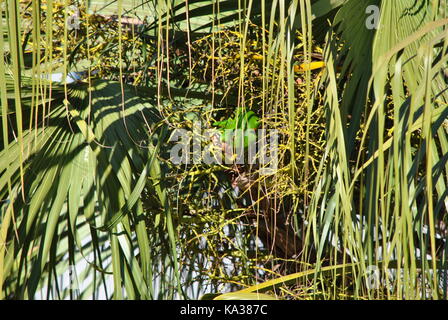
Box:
0;0;447;300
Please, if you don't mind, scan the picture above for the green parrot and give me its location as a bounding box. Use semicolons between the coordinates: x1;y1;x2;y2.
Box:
213;107;260;150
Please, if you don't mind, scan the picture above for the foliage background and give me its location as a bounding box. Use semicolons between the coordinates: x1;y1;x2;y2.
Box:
0;0;447;300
